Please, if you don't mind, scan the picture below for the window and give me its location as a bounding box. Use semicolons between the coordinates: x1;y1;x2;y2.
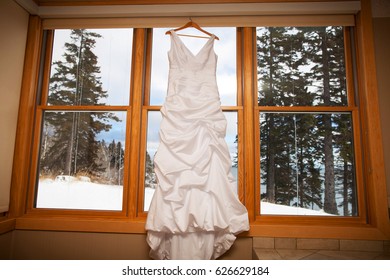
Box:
256;26;359;216
34;28;133;211
29;26;362;217
4;0;388;241
18;17;377;237
141;27;240;212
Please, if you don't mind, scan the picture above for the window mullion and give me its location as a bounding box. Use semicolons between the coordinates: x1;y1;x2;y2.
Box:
39;30;54;106
344;27;357;107
242;27;257;222
127;28;147;218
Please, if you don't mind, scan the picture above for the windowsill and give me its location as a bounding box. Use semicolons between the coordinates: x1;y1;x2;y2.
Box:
10;214;389;241
0;218;16;235
15;215;147;234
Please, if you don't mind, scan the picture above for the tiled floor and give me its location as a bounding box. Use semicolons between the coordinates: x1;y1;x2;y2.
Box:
253;238;390;260
253;248;390;260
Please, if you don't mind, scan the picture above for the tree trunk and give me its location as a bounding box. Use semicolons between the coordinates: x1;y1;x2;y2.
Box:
266;115;276;203
320;28;338;215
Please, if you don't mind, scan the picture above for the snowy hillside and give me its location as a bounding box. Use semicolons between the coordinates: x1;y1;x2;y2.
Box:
37;179;332;215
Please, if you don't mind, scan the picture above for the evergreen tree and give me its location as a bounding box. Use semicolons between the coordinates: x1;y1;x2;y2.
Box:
40;29;119;179
325;27;356;216
145;152;157;189
258;27;323;208
232;135;238;168
303;26;348;215
258;27;290;203
108;140;124;185
294;113;323;209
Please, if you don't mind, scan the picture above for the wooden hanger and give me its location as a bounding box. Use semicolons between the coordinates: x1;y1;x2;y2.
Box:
166;19;219;40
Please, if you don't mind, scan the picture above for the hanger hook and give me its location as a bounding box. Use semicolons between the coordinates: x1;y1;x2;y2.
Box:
189;17;192;22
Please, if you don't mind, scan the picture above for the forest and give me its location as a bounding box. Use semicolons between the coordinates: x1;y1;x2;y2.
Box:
39;29;125;186
257;26;357;216
37;27;358;216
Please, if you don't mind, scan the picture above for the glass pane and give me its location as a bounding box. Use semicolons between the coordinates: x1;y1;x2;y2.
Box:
150;27;237;106
225;112;239;193
257;26;348;106
144;111;162;211
48;29;133;106
260;112;357;216
143;111;238;211
36;111;126;210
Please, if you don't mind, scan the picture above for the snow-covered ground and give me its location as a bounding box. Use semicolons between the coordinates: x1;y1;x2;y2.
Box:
260;201;333;216
37;179;123;210
37;179;332;215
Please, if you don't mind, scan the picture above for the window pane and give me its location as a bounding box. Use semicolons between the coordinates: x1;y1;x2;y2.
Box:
225;112;239;193
143;111;238;211
36;111;126;210
260;112;357;216
48;29;133;106
144;111;161;211
150;28;237;106
257;26;348;106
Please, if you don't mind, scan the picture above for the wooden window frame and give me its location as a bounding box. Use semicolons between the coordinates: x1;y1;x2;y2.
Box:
253;26;366;222
5;1;390;240
22;29;134;218
137;28;245;218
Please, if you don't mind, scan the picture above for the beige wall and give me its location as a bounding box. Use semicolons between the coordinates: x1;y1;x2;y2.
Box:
0;0;29;212
1;230;252;260
372;5;390;209
11;230;151;259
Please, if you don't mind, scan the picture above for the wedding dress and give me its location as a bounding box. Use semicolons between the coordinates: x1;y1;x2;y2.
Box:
145;30;249;260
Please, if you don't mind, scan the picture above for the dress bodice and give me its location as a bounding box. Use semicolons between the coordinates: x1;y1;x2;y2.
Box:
167;31;219;101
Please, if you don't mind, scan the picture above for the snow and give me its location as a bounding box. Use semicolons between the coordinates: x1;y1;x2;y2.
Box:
36;179;123;210
36;180;332;216
260;201;333;216
144;187;155;212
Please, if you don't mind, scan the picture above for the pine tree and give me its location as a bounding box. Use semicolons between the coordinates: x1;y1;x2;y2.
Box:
258;27;323;208
327;27;356;216
107;140;124;185
258;27;289;203
40;29;120;179
304;26;346;215
145;152;157;189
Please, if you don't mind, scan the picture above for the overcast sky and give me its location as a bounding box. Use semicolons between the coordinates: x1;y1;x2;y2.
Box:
50;27;238;165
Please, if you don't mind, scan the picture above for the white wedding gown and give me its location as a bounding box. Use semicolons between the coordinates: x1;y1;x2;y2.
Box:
145;30;249;260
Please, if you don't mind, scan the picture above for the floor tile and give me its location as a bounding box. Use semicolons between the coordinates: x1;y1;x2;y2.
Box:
252;238;390;260
253;237;275;249
275;238;297;249
276;249;315;260
297;238;339;250
253;249;282;260
317;250;384;260
340;240;384;252
300;252;340;260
